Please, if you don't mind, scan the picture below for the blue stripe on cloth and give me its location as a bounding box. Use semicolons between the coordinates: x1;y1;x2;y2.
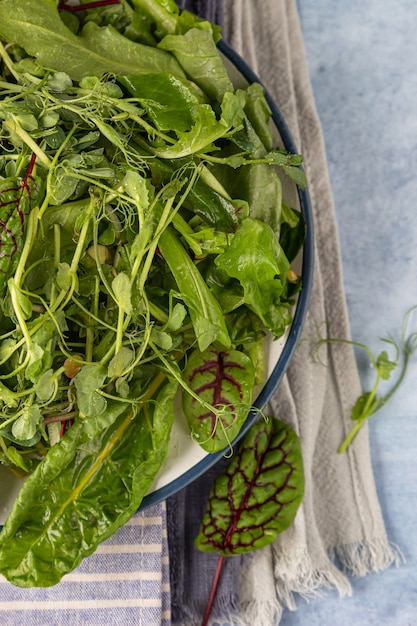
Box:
0;502;170;626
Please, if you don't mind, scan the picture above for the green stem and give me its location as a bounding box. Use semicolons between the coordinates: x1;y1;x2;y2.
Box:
85;276;100;362
3;120;51;169
8;291;33;353
71;296;117;333
148;301;169;324
115;307;127;355
0;80;26;92
137;196;175;292
0;41;20;81
13;207;39;288
0;435;9;455
51;200;93;312
371;351;411;412
128;112;176;144
338;420;365;454
38;124;78;218
70;211;91;274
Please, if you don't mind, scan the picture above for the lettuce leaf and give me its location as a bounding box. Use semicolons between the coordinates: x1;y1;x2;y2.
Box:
0;0;186;81
215;217;291;338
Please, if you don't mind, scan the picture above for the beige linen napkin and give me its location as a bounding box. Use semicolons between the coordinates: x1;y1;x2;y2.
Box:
222;1;401;622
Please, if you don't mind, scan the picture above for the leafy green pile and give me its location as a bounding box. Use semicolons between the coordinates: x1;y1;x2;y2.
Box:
0;0;306;586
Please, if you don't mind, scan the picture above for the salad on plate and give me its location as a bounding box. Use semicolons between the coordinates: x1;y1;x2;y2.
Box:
0;0;307;587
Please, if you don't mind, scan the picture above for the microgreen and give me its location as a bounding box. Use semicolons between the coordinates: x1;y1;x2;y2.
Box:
313;306;417;453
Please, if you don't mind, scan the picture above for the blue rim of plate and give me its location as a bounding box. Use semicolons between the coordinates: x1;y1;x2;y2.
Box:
140;39;315;509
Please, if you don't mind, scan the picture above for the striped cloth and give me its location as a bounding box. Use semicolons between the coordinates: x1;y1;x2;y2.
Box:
0;4;224;626
0;503;170;626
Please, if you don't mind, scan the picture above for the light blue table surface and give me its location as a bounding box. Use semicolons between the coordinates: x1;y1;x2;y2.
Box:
279;1;417;625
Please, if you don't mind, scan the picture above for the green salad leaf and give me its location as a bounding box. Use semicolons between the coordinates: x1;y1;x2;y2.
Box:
158;227;231;351
182;348;255;452
0;380;177;587
196;416;304;555
0;0;186;80
158;26;234;101
215;217;292;337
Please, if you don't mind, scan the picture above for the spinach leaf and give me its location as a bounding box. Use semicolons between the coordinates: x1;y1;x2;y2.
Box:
0;380;177;587
119;73;204;132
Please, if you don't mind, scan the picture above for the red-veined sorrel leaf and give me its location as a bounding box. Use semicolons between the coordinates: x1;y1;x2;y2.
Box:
182;348;255;453
0;174;42;296
195;416;304;555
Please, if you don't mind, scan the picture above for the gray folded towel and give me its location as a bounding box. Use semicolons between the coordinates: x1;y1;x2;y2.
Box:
167;1;400;624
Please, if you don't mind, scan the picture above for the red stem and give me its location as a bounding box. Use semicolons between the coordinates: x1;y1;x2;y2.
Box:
44;411;77;426
200;554;225;626
58;0;121;12
25;149;38;179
